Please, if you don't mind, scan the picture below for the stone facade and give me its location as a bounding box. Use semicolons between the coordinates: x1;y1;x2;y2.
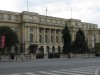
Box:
0;10;100;54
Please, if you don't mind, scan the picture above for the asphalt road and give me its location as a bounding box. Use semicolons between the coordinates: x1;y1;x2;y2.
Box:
0;57;100;75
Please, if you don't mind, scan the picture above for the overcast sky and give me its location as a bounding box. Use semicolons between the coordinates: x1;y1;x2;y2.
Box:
0;0;100;28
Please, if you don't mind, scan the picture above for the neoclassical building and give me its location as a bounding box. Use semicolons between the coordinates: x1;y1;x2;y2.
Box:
0;10;100;54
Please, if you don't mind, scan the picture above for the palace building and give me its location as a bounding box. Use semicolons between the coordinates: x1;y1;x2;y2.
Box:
0;10;100;54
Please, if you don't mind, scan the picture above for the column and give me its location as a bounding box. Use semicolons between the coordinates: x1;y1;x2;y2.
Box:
33;27;35;43
43;28;45;44
47;29;51;44
22;23;25;53
49;29;51;44
54;29;56;44
36;27;39;44
59;30;62;44
34;27;36;43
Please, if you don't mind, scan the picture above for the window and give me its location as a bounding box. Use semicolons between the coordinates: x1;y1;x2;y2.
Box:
45;35;47;43
29;33;33;43
39;28;42;33
51;30;54;33
56;36;58;43
7;15;11;20
61;36;63;43
51;36;53;43
0;14;4;19
39;35;42;43
52;46;55;53
29;15;33;20
15;15;18;21
45;29;48;33
56;30;59;34
30;28;33;32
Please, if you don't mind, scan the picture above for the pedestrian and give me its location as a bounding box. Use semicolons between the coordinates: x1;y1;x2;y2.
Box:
12;53;15;60
9;53;12;60
9;53;15;60
68;53;70;59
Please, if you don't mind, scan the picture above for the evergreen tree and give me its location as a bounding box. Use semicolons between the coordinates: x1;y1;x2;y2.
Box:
74;29;88;53
62;22;72;54
29;44;38;54
0;26;19;54
94;43;100;54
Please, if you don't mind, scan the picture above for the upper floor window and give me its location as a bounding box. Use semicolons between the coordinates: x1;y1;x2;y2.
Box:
56;30;59;34
0;14;4;19
29;15;33;20
15;15;18;21
29;33;33;43
56;36;58;43
39;35;42;43
7;15;11;20
39;28;42;33
51;30;54;34
45;35;47;43
45;29;48;33
30;28;33;32
51;35;53;43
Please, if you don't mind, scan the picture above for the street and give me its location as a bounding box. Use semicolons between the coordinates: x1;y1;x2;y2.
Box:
0;57;100;75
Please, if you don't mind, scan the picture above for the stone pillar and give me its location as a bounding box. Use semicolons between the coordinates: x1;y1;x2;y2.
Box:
34;27;37;43
48;29;51;44
24;27;27;53
43;28;45;44
36;27;39;44
59;30;62;44
54;29;56;44
22;23;25;53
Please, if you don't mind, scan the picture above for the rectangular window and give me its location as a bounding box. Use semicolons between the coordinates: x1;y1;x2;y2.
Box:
0;14;4;19
29;15;33;20
30;28;33;32
15;15;18;21
7;15;11;20
39;28;42;33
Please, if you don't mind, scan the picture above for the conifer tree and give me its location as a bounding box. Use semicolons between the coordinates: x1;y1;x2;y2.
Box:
62;22;72;54
74;29;88;53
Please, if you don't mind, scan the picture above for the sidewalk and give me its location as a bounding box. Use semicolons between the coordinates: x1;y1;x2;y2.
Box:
0;55;31;62
0;54;96;62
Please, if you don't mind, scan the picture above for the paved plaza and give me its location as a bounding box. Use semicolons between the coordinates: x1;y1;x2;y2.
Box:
1;66;99;75
0;57;100;75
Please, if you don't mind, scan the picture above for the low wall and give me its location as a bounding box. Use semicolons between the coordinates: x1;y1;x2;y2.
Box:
60;53;95;58
0;53;96;61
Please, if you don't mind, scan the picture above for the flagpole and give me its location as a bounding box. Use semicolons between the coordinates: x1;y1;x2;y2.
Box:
27;0;28;11
71;9;72;19
46;7;47;16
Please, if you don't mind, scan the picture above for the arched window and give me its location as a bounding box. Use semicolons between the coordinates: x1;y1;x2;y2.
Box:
39;46;44;54
46;46;50;54
58;46;61;54
52;46;55;53
29;33;33;43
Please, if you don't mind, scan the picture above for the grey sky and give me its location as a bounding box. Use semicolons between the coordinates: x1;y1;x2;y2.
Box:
0;0;100;28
